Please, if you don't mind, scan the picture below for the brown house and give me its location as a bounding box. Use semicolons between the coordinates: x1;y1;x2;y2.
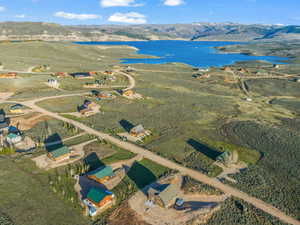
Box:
0;72;17;79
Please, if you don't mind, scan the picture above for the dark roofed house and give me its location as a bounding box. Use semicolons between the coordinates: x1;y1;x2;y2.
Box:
130;124;146;138
87;166;114;183
47;145;71;161
70;72;93;79
148;183;180;208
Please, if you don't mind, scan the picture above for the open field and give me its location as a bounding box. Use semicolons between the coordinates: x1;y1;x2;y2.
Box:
0;157;90;225
222;121;300;219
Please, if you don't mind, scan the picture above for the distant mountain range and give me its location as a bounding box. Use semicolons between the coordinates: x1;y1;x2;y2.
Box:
0;22;299;42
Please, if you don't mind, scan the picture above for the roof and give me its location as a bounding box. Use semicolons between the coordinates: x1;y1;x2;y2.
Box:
49;146;70;158
71;72;91;77
10;104;24;110
158;184;180;206
7;133;20;139
88;166;114;179
130;125;145;134
87;188;110;204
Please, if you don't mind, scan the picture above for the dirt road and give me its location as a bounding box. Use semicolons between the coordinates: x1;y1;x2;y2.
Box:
7;95;298;225
116;70;136;91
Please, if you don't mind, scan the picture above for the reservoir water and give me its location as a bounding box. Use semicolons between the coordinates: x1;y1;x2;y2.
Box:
76;40;287;68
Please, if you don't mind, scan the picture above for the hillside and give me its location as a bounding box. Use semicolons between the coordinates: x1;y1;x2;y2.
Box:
0;22;300;41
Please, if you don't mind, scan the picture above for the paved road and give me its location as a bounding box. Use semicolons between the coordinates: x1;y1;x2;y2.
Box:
7;95;299;225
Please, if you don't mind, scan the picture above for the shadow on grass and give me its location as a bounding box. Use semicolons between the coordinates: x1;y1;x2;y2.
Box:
187;139;222;161
83;152;105;171
44;133;63;152
127;161;157;191
119;119;134;133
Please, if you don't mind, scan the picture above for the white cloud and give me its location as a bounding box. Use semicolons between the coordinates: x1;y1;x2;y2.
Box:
163;0;184;6
0;6;6;12
54;11;101;20
108;12;146;24
101;0;143;7
15;14;26;18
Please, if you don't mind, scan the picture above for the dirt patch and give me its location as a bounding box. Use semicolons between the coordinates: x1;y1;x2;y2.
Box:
10;113;51;130
108;202;151;225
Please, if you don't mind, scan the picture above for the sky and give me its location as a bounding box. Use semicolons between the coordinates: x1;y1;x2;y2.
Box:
0;0;298;25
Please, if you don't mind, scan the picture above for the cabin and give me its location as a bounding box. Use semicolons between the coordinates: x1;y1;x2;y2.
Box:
122;90;134;97
55;72;69;77
84;188;114;216
10;104;25;114
78;100;99;116
6;133;22;145
47;145;71;161
0;112;9;130
70;72;94;79
97;91;114;99
104;71;114;75
48;79;60;88
0;72;17;79
223;66;233;72
130;124;146;138
87;166;114;184
148;184;180;208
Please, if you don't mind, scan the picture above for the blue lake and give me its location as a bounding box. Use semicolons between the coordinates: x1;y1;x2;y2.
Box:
76;40;288;68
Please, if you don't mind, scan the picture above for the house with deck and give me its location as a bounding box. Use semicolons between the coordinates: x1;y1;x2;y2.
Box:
87;166;114;184
148;183;180;208
78;100;99;117
130;124;147;138
84;188;115;216
10;104;25;114
70;72;94;79
47;145;71;161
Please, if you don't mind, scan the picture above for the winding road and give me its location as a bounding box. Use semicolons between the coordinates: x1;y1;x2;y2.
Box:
2;93;299;225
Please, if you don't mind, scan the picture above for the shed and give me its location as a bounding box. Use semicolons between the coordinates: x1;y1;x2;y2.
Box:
88;166;114;183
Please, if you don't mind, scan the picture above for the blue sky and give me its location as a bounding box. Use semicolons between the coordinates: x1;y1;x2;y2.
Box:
0;0;298;25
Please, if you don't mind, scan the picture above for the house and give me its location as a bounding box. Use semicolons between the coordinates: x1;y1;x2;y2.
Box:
87;166;114;183
6;133;22;145
97;91;114;99
84;188;114;216
0;112;9;130
10;104;25;114
48;79;60;88
0;72;17;79
55;72;69;77
47;145;71;161
223;66;233;72
130;124;146;138
122;90;134;97
78;100;99;116
148;184;180;208
104;71;114;75
70;72;94;79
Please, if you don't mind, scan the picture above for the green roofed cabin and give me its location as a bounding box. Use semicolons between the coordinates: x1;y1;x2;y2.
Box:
86;188;114;208
47;145;71;161
87;166;114;183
